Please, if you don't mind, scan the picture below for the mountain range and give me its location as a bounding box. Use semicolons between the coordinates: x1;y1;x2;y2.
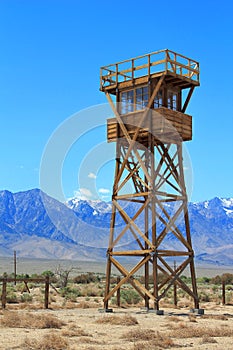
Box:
0;189;233;266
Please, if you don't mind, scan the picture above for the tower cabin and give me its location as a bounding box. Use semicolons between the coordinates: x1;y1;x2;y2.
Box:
100;49;199;144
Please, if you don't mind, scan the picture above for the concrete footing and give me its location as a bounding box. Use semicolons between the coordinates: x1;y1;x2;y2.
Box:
190;308;204;315
98;308;113;313
140;307;164;315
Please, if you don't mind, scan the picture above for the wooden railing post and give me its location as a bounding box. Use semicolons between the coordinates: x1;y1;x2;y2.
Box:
132;59;134;80
222;280;226;305
148;54;150;77
44;276;49;309
2;278;7;309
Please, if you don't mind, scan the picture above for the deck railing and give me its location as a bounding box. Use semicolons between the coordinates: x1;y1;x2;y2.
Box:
100;49;200;90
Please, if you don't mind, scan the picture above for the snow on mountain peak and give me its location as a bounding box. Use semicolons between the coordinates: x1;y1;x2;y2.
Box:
221;198;233;208
66;197;112;214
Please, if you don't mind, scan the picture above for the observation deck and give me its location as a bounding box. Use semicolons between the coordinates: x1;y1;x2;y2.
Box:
100;49;200;94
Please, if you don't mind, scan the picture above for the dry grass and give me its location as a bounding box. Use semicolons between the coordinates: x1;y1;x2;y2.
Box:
23;333;69;350
200;336;218;344
76;301;99;309
78;337;101;344
202;314;228;320
0;311;65;329
188;314;197;322
123;330;175;349
61;327;91;337
165;321;188;331
168;325;233;338
123;328;157;342
97;314;138;326
166;316;181;322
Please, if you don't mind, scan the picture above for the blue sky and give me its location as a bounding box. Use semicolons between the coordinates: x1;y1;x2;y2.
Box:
0;0;232;203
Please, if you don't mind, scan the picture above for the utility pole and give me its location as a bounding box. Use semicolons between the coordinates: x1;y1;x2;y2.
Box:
14;250;17;285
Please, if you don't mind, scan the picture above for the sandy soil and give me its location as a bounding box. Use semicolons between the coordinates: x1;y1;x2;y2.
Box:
1;302;233;350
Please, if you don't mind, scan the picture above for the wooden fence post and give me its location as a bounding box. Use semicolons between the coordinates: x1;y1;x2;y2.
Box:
2;278;7;309
117;276;121;307
44;276;49;309
222;280;226;305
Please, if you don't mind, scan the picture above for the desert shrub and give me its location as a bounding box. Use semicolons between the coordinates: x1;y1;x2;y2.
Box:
120;289;141;305
201;336;217;344
6;291;18;303
222;273;233;284
23;333;68;350
123;328;157;342
199;292;210;302
1;311;65;329
85;285;101;297
62;327;90;337
211;273;233;285
97;314;138;326
180;275;192;283
41;270;54;277
168;325;233;338
138;273;167;285
41;270;57;283
60;286;81;301
202;314;228;320
21;293;33;303
212;285;219;292
133;334;175;349
197;277;211;284
17;273;30;279
73;272;100;284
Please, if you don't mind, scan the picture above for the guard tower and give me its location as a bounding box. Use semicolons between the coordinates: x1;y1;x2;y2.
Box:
100;49;200;311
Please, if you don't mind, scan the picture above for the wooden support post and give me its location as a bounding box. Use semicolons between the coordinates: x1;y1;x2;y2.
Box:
117;276;121;307
23;281;30;294
44;276;49;309
222;280;226;305
173;261;177;307
2;278;7;309
144;141;149;309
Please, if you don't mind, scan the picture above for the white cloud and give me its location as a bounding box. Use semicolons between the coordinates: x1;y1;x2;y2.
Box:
74;188;93;200
88;172;97;179
98;188;110;194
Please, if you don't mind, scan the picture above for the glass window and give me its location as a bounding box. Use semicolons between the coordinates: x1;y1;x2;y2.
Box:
136;86;148;110
121;90;134;114
154;90;163;108
167;91;178;110
120;86;149;114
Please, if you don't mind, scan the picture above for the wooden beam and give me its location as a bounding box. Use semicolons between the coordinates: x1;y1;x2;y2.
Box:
182;86;194;113
103;255;153;302
113;200;154;249
111;197;150;249
111;250;152;256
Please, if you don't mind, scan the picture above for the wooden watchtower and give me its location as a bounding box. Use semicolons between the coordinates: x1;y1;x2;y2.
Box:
100;49;200;311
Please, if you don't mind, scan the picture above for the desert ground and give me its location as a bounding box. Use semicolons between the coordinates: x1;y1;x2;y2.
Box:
0;258;233;349
1;302;233;350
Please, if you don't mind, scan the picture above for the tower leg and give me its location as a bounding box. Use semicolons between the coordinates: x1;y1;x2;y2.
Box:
177;143;199;308
104;256;111;310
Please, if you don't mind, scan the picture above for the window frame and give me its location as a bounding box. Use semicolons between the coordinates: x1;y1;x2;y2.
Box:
120;85;149;114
